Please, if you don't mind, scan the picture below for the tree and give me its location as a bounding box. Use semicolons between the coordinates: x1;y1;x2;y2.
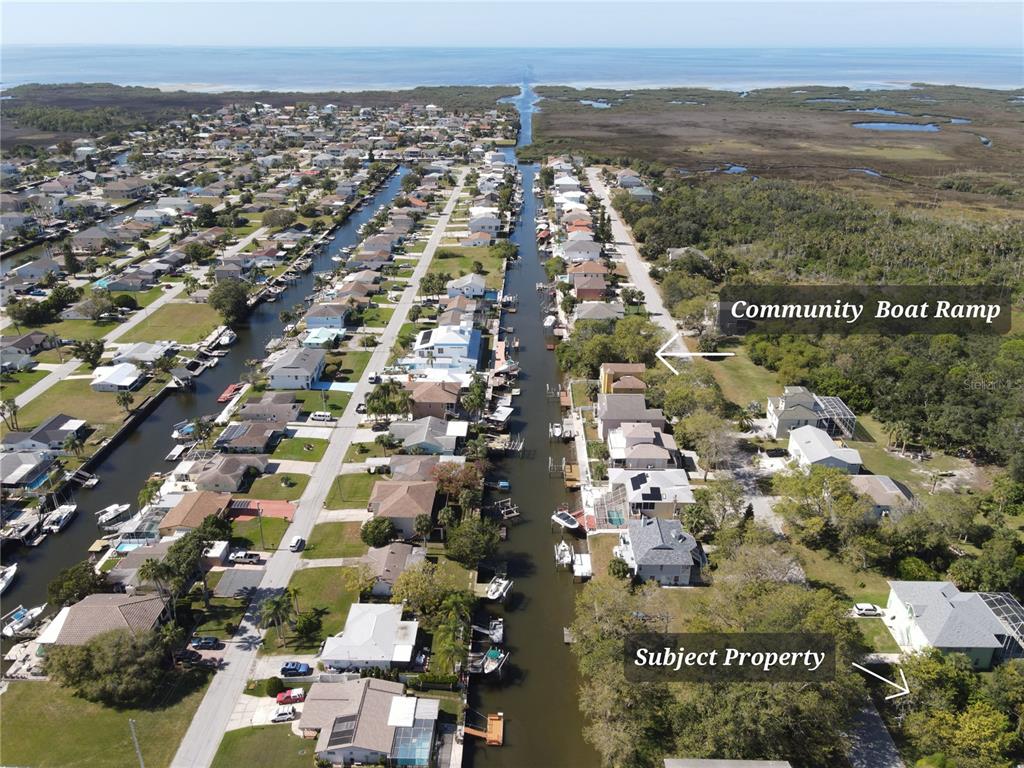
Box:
48;560;108;606
391;561;474;630
360;517;396;548
45;629;167;706
72;339;104;369
260;592;294;646
420;272;447;299
677;410;731;480
209;279;250;326
445;517;500;567
608;557;631;580
138;558;175;617
183;274;200;295
0;399;20;431
414;513;433;544
116;389;135;414
294;612;323;644
137;478;161;509
700;478;747;533
62;432;84;458
63;249;81;276
461;374;487;419
263;208;297;229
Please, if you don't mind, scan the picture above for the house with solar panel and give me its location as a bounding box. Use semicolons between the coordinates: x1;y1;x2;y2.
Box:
298;677;439;767
886;581;1024;670
766;386;857;439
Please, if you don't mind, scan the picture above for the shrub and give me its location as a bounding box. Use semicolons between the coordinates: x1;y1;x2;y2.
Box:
265;676;284;697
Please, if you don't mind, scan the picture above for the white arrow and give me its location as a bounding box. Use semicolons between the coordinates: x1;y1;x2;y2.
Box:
655;333;735;374
851;663;911;700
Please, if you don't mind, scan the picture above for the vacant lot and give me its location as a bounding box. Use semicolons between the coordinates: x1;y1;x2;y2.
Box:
427;246;505;289
304;521;368;559
262;566;360;652
324;473;380;509
118;302;221;344
239;473;309;502
272;437;328;462
231;515;290;550
211;726;314;768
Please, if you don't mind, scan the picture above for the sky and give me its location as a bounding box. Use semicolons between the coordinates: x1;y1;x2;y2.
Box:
2;1;1022;48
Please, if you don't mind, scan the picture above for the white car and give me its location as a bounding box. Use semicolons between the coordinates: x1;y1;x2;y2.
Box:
854;603;881;617
271;704;296;723
229;551;261;565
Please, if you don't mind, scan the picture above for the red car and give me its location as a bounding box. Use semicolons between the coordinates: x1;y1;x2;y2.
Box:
276;688;306;705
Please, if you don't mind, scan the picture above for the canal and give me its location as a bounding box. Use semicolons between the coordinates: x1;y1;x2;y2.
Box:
466;84;597;767
2;168;408;613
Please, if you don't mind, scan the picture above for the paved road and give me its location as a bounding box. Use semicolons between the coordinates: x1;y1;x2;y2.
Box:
847;704;905;768
586;167;681;343
169;172;466;768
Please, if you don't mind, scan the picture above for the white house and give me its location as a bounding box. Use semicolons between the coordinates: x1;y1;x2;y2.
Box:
467;214;501;235
408;325;481;371
91;363;144;392
446;273;486;299
320;603;418;670
561;239;603;263
787;425;861;474
886;581;1021;670
267;347;326;389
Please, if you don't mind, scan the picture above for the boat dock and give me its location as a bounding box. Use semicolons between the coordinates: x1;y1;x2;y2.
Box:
462;713;505;746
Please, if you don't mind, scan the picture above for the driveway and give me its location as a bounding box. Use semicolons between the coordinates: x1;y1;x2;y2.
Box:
847;704;904;768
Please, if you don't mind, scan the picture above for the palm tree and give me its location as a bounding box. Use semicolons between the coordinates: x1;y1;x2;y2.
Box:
137;480;160;510
0;399;20;431
62;433;84;459
138;558;176;619
286;586;302;616
260;593;293;646
191;418;214;449
414;513;433;545
431;618;465;675
115;390;135;414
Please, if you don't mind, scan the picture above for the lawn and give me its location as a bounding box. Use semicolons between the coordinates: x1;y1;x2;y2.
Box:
570;379;595;408
272;437;328;462
118;302;221;344
292;389;351;414
0;675;209;768
231;515;291;550
326;349;372;382
324;473;380;509
355;306;395;328
0;369;48;399
795;544;891;607
211;726;313;768
239;473;309;502
262;566;360;652
344;440;390;462
304;521;368;559
32;346;74;363
10;376;164;435
110;286;165;308
587;533;619;581
696;343;782;409
859;617;901;653
190;595;248;638
427;245;505;289
27;317;118;341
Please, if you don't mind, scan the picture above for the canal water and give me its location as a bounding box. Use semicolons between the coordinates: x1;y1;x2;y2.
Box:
1;169;407;613
466;85;597;768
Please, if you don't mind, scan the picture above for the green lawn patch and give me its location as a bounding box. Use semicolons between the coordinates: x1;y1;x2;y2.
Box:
118;303;221;344
272;437;328;462
10;377;164;435
239;473;309;502
427;245;505;289
417;690;464;717
32;346;73;364
696;344;782;409
304;522;368;559
292;389;351;414
211;726;313;768
231;515;291;550
324;473;380;509
326;350;371;382
570;380;595;408
858;617;900;653
355;306;395;327
0;675;209;768
110;286;165;308
28;318;117;341
795;544;891;607
262;567;360;652
0;369;48;399
343;440;390;462
190;596;248;638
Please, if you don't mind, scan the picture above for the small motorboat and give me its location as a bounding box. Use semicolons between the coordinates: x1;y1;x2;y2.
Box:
549;422;563;439
2;603;46;637
97;503;131;526
82;475;100;488
481;646;509;675
484;480;510;492
218;329;238;347
485;575;513;602
551;507;580;531
554;540;573;567
0;563;17;595
43;503;78;533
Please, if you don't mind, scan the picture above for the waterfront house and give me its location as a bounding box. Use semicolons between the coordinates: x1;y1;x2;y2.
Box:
405;381;460;420
12;256;61;281
607;468;695;516
596;393;664;440
191;454;268;493
766;386;857;439
886;581;1024;670
389;417;466;456
460;231;492;247
215;421;282;453
36;594;169;648
236;392;301;423
90;362;144;392
320;603;419;670
157;491;231;537
561;238;603;263
572;274;607;301
467;213;501;235
0;450;55;489
267;347;326;389
367;480;437;538
614;517;706;586
111;341;176;367
599;362;647;395
787;425;862;474
446;273;487;299
305;302;350;329
607;422;679;469
407;325;481;372
364;543;426;598
298;678;438;767
1;414;87;454
567;260;609;280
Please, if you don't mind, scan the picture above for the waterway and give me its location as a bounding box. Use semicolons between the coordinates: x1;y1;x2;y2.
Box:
1;168;407;614
466;83;597;768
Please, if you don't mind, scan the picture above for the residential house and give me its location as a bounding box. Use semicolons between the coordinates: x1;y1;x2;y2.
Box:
367;480;437;538
1;414;87;454
405;381;460;420
111;341;176;367
192;454;268;493
157;491;231;537
0;331;58;357
90;362;144;392
599;362;648;395
0;451;55;489
305;302;350;329
561;238;603;263
236;392;301;423
567;260;610;280
628;186;655;203
467;213;501;235
572;274;606;301
446;273;487;299
408;325;481;372
36;594;168;648
596;393;665;440
607;468;695;516
787;425;862;474
850;475;914;520
215;421;282;453
887;581;1024;670
389;417;466;456
12;256;61;281
267;347;326;389
616;169;643;188
320;603;419;670
766;386;857;439
459;231;492;248
614;517;706;586
607;422;679;469
364;543;426;598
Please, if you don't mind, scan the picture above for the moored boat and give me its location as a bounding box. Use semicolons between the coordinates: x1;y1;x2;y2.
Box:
96;503;131;526
551;506;580;531
2;603;47;637
554;539;573;567
43;503;78;533
485;574;513;601
0;563;17;595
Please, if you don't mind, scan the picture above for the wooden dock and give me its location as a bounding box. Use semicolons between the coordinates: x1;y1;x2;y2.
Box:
463;713;505;746
564;462;580;490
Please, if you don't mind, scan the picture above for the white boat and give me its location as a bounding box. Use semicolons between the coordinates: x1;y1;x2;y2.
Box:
481;646;509;674
96;503;131;526
551;507;580;531
0;563;17;595
485;575;513;602
471;618;504;643
543;315;557;329
218;329;238;347
43;503;78;533
2;604;46;637
331;255;344;262
549;422;563;439
82;476;100;488
554;540;573;567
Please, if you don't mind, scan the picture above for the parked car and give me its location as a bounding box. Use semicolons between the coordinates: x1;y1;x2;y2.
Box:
279;661;312;677
229;550;261;564
309;411;334;422
174;649;202;665
367;371;381;384
288;536;305;552
355;402;367;414
854;603;881;617
276;688;306;705
190;636;221;650
271;704;297;723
